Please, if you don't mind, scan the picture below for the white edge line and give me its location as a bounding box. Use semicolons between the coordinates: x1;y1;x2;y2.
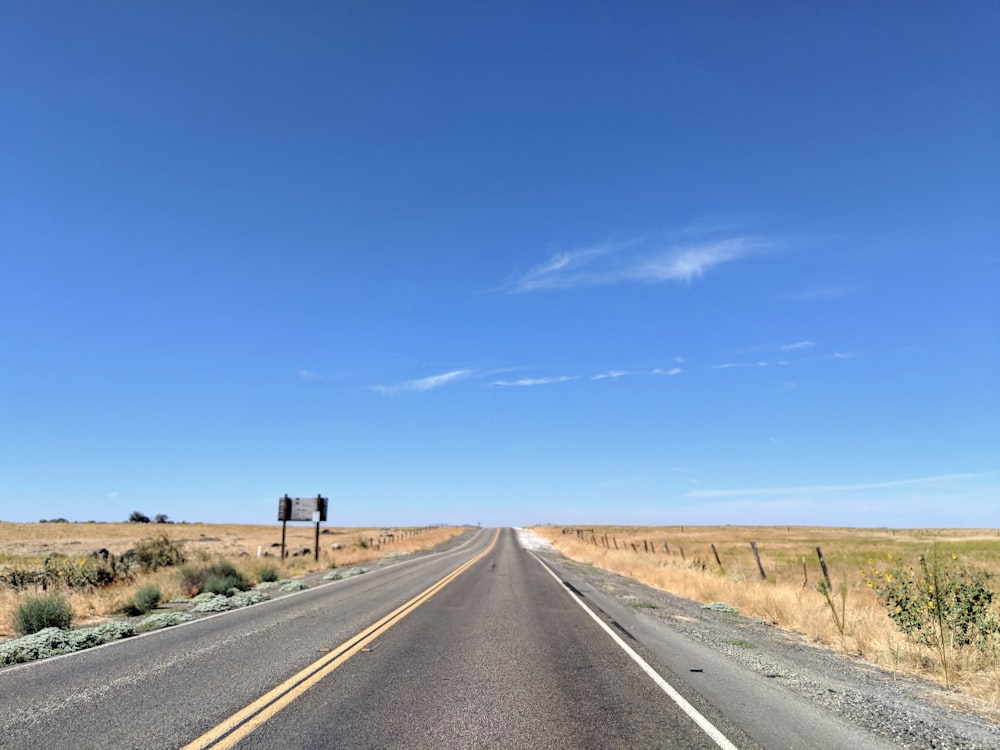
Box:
527;549;740;750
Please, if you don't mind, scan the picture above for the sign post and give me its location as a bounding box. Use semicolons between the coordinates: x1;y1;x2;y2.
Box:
277;494;328;560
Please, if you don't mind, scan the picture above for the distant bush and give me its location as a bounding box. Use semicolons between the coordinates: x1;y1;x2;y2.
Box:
128;511;151;523
0;622;135;666
117;584;162;616
258;566;279;583
136;612;194;633
132;534;185;571
154;513;170;524
191;590;270;612
14;593;74;635
323;567;368;581
177;560;249;597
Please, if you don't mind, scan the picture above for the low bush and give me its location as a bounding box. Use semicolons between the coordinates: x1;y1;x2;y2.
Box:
132;534;185;571
322;567;368;581
135;612;194;633
191;590;270;613
14;593;73;635
117;584;162;616
258;566;279;583
203;573;246;595
0;622;135;666
177;559;249;597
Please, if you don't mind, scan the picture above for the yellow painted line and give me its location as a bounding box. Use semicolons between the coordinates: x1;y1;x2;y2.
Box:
182;529;498;750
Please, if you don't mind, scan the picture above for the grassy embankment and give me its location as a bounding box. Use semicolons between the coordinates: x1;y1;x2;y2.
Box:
0;522;469;638
534;525;1000;715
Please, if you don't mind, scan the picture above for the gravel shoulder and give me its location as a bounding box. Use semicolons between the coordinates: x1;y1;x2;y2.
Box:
521;530;1000;750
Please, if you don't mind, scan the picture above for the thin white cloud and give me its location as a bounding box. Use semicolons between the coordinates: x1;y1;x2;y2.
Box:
779;340;815;351
715;360;789;369
687;472;989;498
592;370;629;380
492;376;577;387
373;369;471;396
108;491;119;499
503;234;764;293
831;352;858;359
635;238;756;285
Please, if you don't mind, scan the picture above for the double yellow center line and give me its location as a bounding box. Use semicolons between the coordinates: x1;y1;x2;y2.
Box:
183;529;499;750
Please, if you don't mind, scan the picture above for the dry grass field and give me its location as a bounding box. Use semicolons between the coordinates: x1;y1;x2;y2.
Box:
533;525;1000;713
0;521;470;638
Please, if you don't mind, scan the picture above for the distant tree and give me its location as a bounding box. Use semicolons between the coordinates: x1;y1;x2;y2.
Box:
154;513;169;524
128;511;151;523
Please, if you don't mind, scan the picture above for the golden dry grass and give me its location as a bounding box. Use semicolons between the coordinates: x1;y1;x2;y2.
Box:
0;521;470;638
533;525;1000;712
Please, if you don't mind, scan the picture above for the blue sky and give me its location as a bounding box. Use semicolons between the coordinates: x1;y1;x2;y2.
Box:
2;2;998;528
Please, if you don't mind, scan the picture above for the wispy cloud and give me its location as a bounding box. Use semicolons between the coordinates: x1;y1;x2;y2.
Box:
373;369;471;396
779;340;815;351
502;234;765;293
687;472;989;498
592;370;630;380
715;360;790;369
492;376;577;387
652;367;682;376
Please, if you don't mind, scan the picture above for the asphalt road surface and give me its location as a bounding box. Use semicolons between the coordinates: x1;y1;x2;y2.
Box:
0;528;933;749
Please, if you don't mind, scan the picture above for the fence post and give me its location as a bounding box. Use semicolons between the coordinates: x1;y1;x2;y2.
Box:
679;546;686;561
816;546;831;588
751;541;767;580
663;541;669;554
711;543;722;567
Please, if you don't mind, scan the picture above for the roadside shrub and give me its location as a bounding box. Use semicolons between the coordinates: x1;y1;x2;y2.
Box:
203;573;245;595
279;580;309;591
14;593;73;635
132;534;185;571
136;612;194;633
258;566;279;583
177;559;249;596
0;622;135;666
866;548;1000;686
117;584;162;616
191;590;270;612
323;567;368;581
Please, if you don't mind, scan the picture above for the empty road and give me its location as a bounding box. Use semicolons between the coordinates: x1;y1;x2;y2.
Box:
0;528;942;748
